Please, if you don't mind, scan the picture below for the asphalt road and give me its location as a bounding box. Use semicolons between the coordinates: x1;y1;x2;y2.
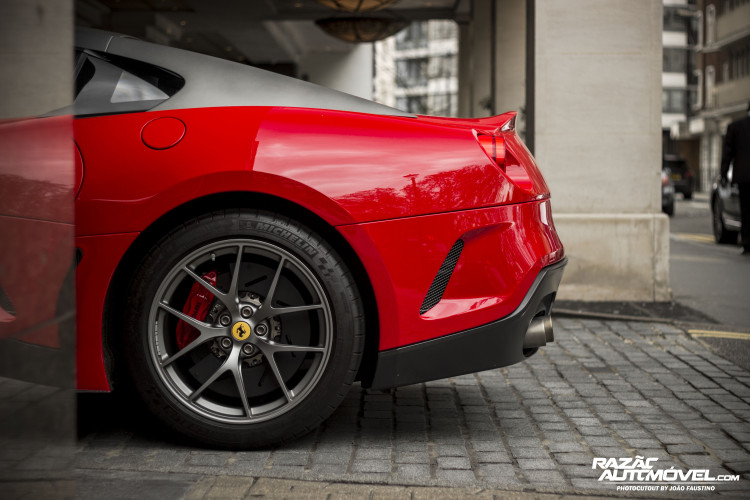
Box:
669;192;750;370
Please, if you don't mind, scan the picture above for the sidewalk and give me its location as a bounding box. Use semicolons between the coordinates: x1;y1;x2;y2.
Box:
66;317;750;498
3;316;749;498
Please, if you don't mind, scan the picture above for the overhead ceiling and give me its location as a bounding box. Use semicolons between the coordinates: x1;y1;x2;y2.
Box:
76;0;469;65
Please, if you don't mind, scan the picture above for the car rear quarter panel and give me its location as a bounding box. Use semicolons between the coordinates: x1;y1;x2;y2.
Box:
73;105;558;389
0;117;74;348
253;107;536;222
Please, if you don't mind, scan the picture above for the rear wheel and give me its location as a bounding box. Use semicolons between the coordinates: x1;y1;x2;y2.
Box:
123;210;364;448
712;197;738;244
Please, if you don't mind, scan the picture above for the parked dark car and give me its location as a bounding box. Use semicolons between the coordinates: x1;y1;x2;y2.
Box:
711;170;741;244
663;155;694;199
661;169;675;216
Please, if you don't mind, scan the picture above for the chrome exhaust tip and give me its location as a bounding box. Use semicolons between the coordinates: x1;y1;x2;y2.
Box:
523;315;554;349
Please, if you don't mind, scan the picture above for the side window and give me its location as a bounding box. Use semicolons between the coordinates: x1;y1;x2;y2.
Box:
110;71;168;103
74;51;184;116
75;57;95;99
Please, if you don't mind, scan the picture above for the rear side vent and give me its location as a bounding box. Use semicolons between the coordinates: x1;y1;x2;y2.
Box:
420;239;464;315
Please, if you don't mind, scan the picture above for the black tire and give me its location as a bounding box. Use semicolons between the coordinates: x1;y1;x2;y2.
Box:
122;209;364;448
712;197;738;244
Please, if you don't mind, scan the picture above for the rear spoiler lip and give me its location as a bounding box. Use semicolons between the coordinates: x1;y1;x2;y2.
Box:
414;111;516;135
474;111;516;134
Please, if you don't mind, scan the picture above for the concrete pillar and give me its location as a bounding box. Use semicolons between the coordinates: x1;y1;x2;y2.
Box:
457;22;473;117
494;0;527;140
457;0;492;117
0;0;75;494
0;1;73;117
297;44;374;100
534;0;669;300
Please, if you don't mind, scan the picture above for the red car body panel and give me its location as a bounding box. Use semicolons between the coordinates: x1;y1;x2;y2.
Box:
0;116;74;349
338;200;563;350
75;232;138;391
73;104;564;391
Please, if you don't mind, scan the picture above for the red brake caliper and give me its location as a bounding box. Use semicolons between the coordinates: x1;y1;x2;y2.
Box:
176;270;217;350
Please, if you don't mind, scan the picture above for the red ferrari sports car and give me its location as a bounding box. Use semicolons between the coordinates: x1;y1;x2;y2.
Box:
43;28;566;448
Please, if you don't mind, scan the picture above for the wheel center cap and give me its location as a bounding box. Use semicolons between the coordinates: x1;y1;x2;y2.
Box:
231;321;251;341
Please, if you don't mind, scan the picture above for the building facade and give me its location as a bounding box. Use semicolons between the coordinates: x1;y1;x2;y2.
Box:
662;0;698;152
374;20;459;117
673;0;750;191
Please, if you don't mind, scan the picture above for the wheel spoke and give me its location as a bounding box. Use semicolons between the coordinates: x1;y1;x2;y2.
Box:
189;365;227;401
231;361;252;417
254;303;324;323
271;304;324;316
266;340;325;355
265;256;286;306
161;331;220;367
189;350;237;401
265;353;292;402
183;267;228;302
159;301;215;333
227;245;244;300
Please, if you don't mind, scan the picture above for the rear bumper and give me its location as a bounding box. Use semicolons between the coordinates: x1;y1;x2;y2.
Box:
365;258;566;390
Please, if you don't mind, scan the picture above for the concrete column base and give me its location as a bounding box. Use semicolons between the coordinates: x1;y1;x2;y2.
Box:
554;213;671;301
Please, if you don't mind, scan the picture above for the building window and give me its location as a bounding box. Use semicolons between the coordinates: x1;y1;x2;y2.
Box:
428;54;457;79
706;4;716;44
727;0;750;11
705;65;715;107
663;48;687;73
396;95;428;114
430;21;457;40
428;93;457;117
695;11;703;47
693;69;703;110
396;57;429;87
663;7;686;32
729;45;750;80
395;22;428;50
662;88;687;113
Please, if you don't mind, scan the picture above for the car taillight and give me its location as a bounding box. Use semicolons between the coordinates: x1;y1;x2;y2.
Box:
477;134;505;170
477;132;535;192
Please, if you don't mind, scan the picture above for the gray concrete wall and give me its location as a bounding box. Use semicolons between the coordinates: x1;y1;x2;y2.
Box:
0;1;73;118
298;44;374;100
534;0;669;301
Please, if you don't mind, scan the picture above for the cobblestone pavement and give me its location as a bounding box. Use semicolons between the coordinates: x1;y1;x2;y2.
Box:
8;318;750;498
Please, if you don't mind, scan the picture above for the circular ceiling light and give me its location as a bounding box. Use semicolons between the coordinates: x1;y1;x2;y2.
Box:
315;17;409;43
314;0;401;13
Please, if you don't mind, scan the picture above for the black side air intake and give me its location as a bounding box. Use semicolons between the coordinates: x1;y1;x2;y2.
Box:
420;239;464;315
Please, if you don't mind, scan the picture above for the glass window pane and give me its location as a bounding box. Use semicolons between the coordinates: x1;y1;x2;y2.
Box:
110;71;168;103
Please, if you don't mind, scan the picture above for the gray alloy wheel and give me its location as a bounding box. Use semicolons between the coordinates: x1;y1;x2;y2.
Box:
123;210;364;448
149;239;333;424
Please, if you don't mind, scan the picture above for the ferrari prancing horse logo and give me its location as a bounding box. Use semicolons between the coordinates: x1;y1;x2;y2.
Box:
232;321;251;341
